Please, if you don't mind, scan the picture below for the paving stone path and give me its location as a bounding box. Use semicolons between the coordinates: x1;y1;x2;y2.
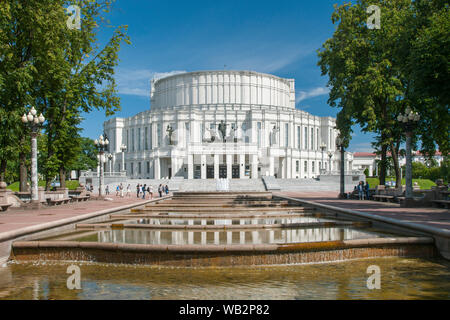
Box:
279;191;450;231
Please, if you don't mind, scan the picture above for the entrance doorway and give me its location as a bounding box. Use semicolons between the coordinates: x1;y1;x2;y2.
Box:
219;165;227;178
207;165;214;179
232;165;240;179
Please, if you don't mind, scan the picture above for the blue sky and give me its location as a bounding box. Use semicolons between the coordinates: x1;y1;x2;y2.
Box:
81;0;373;152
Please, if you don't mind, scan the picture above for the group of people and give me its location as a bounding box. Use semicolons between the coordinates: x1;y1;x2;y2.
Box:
136;183;169;199
355;181;370;200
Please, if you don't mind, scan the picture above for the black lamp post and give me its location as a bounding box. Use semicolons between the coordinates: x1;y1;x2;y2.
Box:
336;135;346;199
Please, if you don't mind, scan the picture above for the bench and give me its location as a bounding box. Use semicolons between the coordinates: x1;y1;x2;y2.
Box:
0;203;12;212
431;200;450;209
46;198;71;206
372;195;395;202
70;195;90;202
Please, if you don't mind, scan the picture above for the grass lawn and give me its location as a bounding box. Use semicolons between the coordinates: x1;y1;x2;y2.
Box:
366;177;436;190
7;180;80;192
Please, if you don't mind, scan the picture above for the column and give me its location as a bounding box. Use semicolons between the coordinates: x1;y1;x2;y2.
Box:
226;154;232;179
251;154;258;179
188;154;194;179
201;154;206;179
286;156;292;179
269;156;275;176
171;157;177;178
281;158;286;179
239;154;245;178
214;154;219;179
154;157;161;179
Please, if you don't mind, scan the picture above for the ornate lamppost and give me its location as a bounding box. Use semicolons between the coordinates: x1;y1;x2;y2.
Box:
120;144;127;172
336;135;346;199
397;107;420;202
21;107;45;207
94;135;109;197
320;142;327;173
327;151;334;174
107;153;113;174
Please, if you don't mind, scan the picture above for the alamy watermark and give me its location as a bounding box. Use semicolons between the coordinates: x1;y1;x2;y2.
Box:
66;265;82;290
366;265;381;290
66;5;81;30
367;5;381;29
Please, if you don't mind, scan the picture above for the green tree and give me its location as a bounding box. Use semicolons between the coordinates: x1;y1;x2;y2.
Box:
318;0;411;187
0;1;130;189
68;137;98;177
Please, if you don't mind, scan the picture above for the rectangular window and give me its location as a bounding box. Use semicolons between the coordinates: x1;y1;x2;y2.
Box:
304;127;308;150
146;161;150;174
149;124;152;150
138;128;141;151
304;161;308;174
132;128;135;151
185;122;190;145
126;130;129;152
297;126;301;150
131;163;134;175
311;128;314;150
284;123;289;147
138;162;141;175
312;161;315;173
145;127;148;150
157;123;162;146
330;129;332;149
317;128;319;150
296;160;299;172
257;122;262;147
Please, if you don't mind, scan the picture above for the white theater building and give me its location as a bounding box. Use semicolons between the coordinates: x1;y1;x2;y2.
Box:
103;70;347;180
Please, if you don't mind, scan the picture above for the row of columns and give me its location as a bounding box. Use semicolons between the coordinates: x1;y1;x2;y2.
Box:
187;154;259;179
100;228;361;245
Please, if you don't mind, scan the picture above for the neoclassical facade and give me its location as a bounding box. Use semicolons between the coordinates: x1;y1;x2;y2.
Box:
103;70;342;180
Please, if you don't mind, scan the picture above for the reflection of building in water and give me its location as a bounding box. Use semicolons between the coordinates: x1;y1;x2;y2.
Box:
98;227;380;246
103;70;341;180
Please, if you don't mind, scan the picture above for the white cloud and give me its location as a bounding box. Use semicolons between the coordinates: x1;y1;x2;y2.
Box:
349;142;375;153
296;87;329;104
115;69;186;97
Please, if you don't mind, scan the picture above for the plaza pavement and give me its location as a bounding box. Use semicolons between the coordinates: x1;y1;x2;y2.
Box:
0;194;166;240
278;191;450;231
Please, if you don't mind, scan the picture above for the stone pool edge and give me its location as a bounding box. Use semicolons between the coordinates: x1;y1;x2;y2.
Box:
0;196;172;265
275;195;450;260
10;237;436;267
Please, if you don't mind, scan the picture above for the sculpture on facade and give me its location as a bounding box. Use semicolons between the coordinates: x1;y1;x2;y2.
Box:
166;124;174;145
217;120;228;142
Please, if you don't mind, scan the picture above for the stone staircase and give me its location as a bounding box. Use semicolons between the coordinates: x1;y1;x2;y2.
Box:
178;179;266;192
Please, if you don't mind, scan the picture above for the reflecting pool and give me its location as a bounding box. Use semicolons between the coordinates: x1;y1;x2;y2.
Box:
1;257;449;300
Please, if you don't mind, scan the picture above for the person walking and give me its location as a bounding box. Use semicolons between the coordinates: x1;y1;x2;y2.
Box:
119;183;124;198
115;185;120;197
142;184;147;199
149;185;153;199
126;184;131;197
165;184;169;195
357;181;364;200
158;184;162;198
365;181;370;200
105;185;110;195
136;184;140;198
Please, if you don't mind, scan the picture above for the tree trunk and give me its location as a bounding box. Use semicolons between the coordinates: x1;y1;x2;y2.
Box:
379;144;388;186
59;166;66;189
0;159;6;182
390;143;401;188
